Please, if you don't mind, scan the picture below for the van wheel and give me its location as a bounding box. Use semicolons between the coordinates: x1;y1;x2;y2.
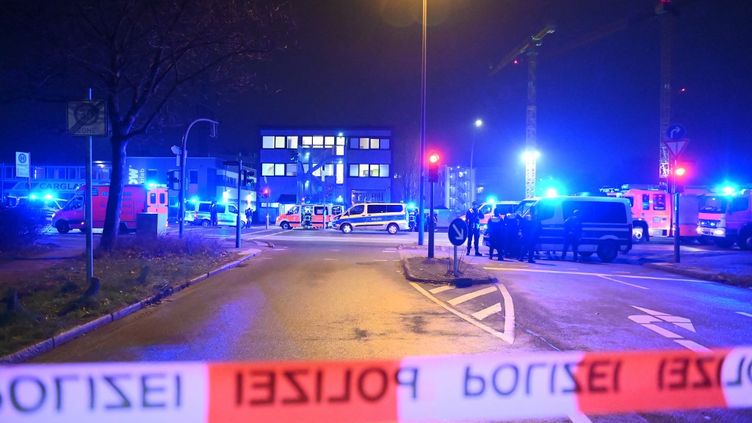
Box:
201;219;211;228
55;220;70;234
280;221;291;230
387;223;399;235
632;223;647;243
341;223;353;234
597;240;618;262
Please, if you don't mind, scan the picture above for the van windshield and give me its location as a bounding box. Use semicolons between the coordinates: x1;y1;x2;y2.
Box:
699;196;729;213
515;200;535;217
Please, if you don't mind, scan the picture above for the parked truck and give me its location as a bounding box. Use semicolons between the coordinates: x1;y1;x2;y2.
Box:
697;189;752;249
52;184;168;233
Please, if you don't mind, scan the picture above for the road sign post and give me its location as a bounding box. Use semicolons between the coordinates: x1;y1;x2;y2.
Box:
448;218;468;277
664;124;689;264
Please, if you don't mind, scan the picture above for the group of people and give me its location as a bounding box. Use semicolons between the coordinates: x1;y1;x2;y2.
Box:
207;201;254;229
464;202;583;263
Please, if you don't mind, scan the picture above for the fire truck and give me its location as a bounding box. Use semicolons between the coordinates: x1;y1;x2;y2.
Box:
608;185;706;242
275;204;344;229
697;189;752;249
52;184;168;233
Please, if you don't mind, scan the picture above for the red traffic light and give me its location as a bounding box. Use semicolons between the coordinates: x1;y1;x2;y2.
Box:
429;153;440;164
675;167;687;177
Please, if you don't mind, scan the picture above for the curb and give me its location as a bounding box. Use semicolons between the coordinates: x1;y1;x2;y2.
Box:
1;248;260;364
643;262;751;287
401;257;497;287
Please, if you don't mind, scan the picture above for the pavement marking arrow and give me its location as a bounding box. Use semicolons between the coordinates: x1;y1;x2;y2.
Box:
631;306;696;332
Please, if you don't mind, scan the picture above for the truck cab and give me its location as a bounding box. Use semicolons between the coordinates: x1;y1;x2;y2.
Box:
697;190;752;249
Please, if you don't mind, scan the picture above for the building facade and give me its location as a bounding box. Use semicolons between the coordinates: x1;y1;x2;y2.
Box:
258;128;392;219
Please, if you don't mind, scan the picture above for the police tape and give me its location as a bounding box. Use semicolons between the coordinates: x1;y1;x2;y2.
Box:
1;347;751;422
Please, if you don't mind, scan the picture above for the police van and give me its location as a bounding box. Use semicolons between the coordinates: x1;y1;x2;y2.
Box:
516;196;633;262
332;203;409;234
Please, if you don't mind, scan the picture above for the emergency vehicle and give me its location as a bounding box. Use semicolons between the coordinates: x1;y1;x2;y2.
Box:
608;185;706;242
275;204;344;229
459;201;520;231
52;184;168;233
332;203;409;234
697;189;752;249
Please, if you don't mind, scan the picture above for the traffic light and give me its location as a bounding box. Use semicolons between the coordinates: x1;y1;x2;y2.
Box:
428;153;440;183
261;187;271;199
242;169;255;187
673;165;687;193
167;170;180;190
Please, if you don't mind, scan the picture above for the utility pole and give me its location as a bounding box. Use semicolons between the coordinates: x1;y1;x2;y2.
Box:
657;0;676;184
418;0;427;246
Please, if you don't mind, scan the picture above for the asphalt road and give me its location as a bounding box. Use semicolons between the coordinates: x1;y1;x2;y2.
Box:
29;229;752;421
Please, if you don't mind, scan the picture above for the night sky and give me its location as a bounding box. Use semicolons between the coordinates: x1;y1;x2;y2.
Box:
1;0;751;199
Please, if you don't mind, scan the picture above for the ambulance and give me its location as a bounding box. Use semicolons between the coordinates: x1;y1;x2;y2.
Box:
609;185;707;242
52;184;168;233
275;204;344;229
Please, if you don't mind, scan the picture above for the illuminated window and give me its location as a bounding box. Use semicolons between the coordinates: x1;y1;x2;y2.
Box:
370;138;379;149
274;164;285;176
324;136;335;147
379;164;389;177
336;137;345;146
313;136;324;148
336;146;344;156
369;164;379;177
359;164;369;177
380;139;390;150
261;163;275;176
336;163;344;184
286;164;297;176
359;138;369;149
262;136;274;149
302;136;312;147
275;136;285;149
286;136;298;149
325;164;334;177
349;164;359;177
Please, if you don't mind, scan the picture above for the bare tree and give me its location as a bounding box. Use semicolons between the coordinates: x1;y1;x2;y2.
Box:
2;0;293;250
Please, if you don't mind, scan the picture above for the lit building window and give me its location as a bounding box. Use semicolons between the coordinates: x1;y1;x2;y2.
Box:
324;136;335;147
359;138;369;149
359;164;369;177
336;145;344;156
274;164;285;176
275;136;285;149
261;163;275;176
262;136;274;149
370;138;379;149
379;164;389;177
302;136;312;148
286;136;298;149
313;136;324;148
349;164;359;177
336;163;344;184
336;137;345;146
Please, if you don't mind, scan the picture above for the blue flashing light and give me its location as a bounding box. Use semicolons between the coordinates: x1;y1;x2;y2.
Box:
43;193;53;200
146;180;158;188
486;196;497;205
722;186;736;196
29;193;38;200
335;195;344;203
189;196;200;204
545;188;559;198
407;202;416;209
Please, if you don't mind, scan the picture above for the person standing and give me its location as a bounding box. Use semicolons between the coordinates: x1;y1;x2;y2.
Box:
518;213;540;263
244;207;253;229
486;210;505;260
562;209;583;261
504;213;520;259
465;202;483;256
210;201;218;227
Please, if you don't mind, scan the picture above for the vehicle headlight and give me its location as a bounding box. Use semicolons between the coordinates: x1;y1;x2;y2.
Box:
713;228;725;236
696;226;702;234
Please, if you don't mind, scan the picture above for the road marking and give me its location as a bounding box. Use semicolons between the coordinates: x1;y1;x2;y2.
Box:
471;303;502;321
429;285;454;294
447;286;497;305
382;249;397;253
409;282;514;344
323;258;336;261
641;323;682;339
736;311;752;319
568;412;593;423
372;259;388;262
483;266;705;283
598;275;649;290
674;339;711;352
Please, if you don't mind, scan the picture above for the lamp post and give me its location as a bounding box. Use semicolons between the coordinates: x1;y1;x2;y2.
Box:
417;0;427;246
178;118;219;238
471;118;483;203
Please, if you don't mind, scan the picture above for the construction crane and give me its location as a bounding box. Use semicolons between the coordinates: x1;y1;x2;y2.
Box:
656;0;679;183
491;24;556;199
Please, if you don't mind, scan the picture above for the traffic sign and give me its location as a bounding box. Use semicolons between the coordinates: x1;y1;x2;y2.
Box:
448;218;468;246
15;151;30;178
67;100;107;136
663;139;688;157
665;124;686;140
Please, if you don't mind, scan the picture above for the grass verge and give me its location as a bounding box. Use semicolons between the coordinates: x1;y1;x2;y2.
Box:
0;235;235;357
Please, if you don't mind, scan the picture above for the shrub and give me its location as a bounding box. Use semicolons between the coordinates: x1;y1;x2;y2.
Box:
0;206;46;253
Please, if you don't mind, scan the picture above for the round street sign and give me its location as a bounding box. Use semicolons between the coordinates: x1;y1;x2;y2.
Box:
666;124;686;140
448;218;468;246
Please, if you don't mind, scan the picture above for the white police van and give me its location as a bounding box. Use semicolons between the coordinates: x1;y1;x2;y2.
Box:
516;196;633;262
332;203;409;234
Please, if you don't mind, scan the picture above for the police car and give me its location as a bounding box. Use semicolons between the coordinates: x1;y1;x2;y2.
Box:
332;203;410;234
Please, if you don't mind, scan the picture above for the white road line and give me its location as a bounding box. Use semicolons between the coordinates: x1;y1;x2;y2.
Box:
429;285;454;294
447;286;498;306
674;339;711;352
372;259;388;262
483;266;705;283
736;311;752;319
471;303;502;321
642;323;682;339
598;275;649;290
568;412;593;423
323;258;336;261
409;282;514;344
499;284;515;338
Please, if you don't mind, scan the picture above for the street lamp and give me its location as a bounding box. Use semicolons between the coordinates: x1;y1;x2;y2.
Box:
470;118;483;204
178;118;219;238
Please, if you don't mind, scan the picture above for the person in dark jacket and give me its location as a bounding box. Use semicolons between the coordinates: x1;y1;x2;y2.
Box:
504;213;520;259
465;202;484;256
486;210;505;260
518;213;540;263
244;207;253;229
562;209;583;261
210;201;218;226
